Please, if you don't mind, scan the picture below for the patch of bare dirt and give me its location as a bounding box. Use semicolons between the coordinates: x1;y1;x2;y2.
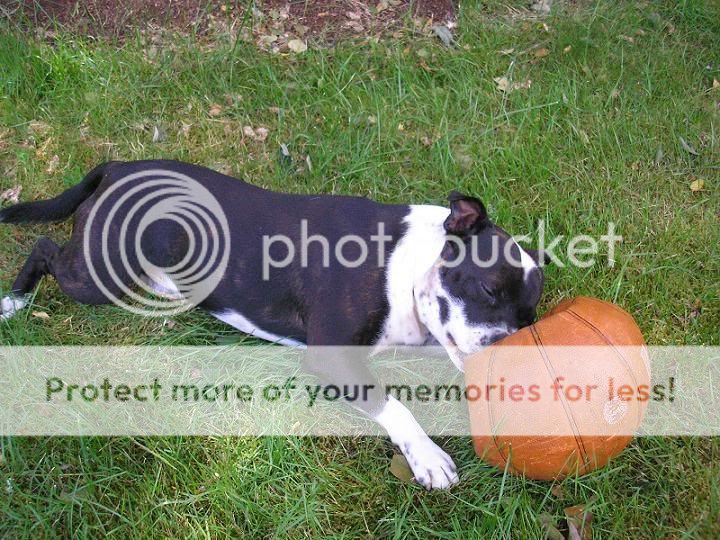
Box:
4;1;457;41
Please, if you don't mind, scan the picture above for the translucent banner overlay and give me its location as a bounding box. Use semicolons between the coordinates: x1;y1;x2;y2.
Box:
0;346;717;436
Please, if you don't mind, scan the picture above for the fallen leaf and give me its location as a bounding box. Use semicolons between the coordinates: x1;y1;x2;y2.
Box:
654;145;664;165
530;0;552;14
346;11;361;20
499;47;515;55
690;299;702;319
32;311;50;320
713;79;719;90
305;155;313;172
389;454;414;483
242;126;255;139
367;115;377;125
679;136;699;156
563;45;572;53
376;1;389;13
421;135;433;147
397;123;405;131
538;513;564;540
610;88;621;99
494;76;511;92
690;179;705;192
534;47;550;58
180;122;192;137
152;125;166;143
564;501;593;540
618;34;635;44
0;186;22;204
494;76;531;93
287;39;307;53
431;24;453;47
278;143;292;170
208;104;223;117
46;155;60;174
254;127;269;142
551;484;565;498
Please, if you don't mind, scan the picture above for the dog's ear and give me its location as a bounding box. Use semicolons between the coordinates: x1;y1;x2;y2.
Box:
444;191;488;236
526;248;551;266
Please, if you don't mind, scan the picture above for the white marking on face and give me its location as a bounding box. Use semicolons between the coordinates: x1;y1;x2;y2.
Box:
373;396;459;490
516;241;537;282
1;295;28;320
212;309;304;347
413;268;513;370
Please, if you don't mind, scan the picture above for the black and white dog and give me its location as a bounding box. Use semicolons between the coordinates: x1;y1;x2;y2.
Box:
0;160;545;489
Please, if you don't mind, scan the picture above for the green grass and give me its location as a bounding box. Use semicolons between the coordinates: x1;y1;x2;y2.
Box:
1;0;719;537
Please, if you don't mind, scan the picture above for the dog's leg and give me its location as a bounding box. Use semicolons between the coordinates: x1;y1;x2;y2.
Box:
373;395;458;489
2;237;59;319
3;232;135;319
304;331;458;490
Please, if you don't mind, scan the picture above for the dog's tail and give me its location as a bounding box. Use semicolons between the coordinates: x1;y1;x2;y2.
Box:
0;162;113;224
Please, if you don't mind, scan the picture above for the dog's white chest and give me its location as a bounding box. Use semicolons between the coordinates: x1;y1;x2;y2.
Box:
375;205;448;346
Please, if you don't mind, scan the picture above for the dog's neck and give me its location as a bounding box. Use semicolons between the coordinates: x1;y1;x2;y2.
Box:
376;205;449;346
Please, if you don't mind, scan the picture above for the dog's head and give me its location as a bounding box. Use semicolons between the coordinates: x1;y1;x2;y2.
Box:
415;192;546;370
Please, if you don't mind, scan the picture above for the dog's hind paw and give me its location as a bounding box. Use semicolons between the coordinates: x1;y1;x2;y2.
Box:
402;437;459;490
1;295;28;320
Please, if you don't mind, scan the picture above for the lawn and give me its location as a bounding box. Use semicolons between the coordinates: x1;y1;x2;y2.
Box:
0;0;719;537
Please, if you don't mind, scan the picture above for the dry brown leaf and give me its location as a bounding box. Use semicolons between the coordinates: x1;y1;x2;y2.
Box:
389;454;414;483
499;47;515;55
32;311;50;320
564;502;593;540
242;126;270;142
534;47;550;58
287;39;307;53
494;76;511;92
494;77;531;93
713;78;719;90
346;11;361;20
690;179;705;192
208;104;223;117
563;45;572;53
538;513;564;540
618;34;635;44
690;299;702;320
0;185;21;204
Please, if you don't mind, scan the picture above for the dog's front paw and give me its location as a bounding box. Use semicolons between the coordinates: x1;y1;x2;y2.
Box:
1;295;28;320
401;437;459;490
